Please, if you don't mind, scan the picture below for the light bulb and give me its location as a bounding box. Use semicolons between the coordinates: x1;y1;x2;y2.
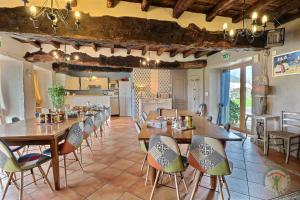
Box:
252;25;257;33
54;54;59;59
146;57;150;62
223;23;228;30
142;61;146;65
66;56;70;61
30;6;37;17
252;12;258;20
262;15;268;24
156;59;160;64
74;55;79;60
75;11;80;20
229;29;235;37
52;51;57;56
92;76;97;80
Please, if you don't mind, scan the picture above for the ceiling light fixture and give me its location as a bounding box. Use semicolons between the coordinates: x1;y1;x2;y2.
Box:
24;0;80;33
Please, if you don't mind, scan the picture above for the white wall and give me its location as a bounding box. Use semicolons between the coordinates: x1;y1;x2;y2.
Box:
34;66;53;108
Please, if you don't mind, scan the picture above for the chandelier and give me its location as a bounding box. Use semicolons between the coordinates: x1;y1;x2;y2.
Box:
24;0;81;33
140;47;160;68
222;0;273;44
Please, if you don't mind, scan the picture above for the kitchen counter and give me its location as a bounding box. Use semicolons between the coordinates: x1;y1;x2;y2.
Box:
65;95;111;107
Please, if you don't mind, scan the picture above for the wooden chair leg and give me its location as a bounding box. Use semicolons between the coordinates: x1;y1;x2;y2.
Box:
150;170;161;200
218;176;224;200
45;162;52;177
174;173;180;200
85;138;93;153
140;154;147;175
30;169;37;185
19;171;24;200
38;166;54;192
9;172;19;190
286;138;291;164
266;134;270;156
297;138;300;160
189;171;202;200
180;172;188;193
63;155;68;188
73;151;84;171
145;164;150;186
1;172;13;200
222;176;230;200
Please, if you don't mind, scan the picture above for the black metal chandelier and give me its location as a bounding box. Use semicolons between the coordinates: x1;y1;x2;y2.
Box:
222;0;274;44
23;0;80;33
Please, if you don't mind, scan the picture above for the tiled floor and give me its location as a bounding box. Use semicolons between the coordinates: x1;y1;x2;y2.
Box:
1;117;300;200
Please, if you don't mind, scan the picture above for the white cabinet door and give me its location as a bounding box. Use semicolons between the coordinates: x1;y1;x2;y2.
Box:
119;81;132;116
172;70;187;110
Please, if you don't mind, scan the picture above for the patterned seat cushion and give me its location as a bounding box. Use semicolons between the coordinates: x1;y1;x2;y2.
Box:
10;146;24;152
18;153;51;170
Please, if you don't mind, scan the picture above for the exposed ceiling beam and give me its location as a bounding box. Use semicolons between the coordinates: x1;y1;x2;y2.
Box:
194;51;209;58
127;47;131;55
107;0;115;8
157;47;166;56
72;43;80;50
24;50;208;69
169;49;181;57
53;63;133;73
276;12;300;26
142;46;148;56
110;44;114;54
182;48;198;58
141;0;151;11
49;41;61;49
206;0;237;22
173;0;196;19
0;7;267;51
232;0;275;23
269;0;300;23
28;40;41;48
91;43;98;52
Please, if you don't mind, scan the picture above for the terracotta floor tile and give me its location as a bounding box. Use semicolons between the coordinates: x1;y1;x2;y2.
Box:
86;184;125;200
119;192;143;200
110;172;140;189
110;159;135;170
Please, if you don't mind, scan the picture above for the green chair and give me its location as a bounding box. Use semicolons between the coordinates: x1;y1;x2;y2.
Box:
147;135;188;200
188;136;232;200
0;139;53;200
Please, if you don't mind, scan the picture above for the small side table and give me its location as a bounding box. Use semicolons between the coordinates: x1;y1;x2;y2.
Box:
253;115;280;155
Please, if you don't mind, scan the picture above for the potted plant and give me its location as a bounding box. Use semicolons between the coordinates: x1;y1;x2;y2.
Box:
48;85;65;111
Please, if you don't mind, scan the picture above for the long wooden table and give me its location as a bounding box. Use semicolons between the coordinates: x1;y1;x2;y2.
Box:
138;110;242;188
0;117;84;190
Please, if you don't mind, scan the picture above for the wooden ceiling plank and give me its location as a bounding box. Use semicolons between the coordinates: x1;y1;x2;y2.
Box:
194;51;209;59
107;0;115;8
232;0;276;23
269;0;300;23
141;0;151;11
173;0;196;18
206;0;237;22
53;63;133;73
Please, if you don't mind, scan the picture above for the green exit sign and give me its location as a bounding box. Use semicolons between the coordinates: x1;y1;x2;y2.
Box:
222;52;230;60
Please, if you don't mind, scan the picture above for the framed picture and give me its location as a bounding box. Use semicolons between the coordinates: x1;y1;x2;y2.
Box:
272;50;300;77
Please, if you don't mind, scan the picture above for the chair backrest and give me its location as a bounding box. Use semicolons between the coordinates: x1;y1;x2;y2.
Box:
224;123;231;132
147;135;184;173
142;112;148;121
60;122;84;154
207;115;213;122
135;121;148;153
281;111;300;134
159;109;177;118
188;135;231;176
11;117;20;123
94;111;104;129
83;116;94;137
0;139;21;172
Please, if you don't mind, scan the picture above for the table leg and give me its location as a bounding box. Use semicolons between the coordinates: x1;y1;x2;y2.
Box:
264;119;267;155
149;166;157;185
50;138;60;190
210;176;217;189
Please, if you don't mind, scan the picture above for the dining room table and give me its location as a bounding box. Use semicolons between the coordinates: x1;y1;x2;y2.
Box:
0;117;85;190
138;110;242;189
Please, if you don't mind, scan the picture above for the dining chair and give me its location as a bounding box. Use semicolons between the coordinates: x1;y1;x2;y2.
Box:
134;122;149;185
0;139;53;200
103;106;111;126
141;111;148;122
267;111;300;163
188;135;232;200
207;115;213;122
148;135;189;200
94;111;105;137
159;109;178;118
44;122;84;187
79;116;95;162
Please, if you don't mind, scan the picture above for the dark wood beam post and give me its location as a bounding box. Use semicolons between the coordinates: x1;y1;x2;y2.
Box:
169;49;181;57
110;44;115;54
142;46;148;56
206;0;237;22
141;0;151;11
107;0;115;8
157;47;166;56
50;41;61;49
194;51;209;59
91;43;98;52
127;47;131;55
182;49;198;58
173;0;195;18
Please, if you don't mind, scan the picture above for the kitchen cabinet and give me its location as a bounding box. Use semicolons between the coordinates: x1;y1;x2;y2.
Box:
119;81;132;116
81;77;108;90
55;74;80;90
110;96;120;115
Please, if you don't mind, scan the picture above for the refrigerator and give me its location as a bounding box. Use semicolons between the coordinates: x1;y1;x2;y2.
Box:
119;81;132;116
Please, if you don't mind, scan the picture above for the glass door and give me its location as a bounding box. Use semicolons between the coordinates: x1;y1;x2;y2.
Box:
229;68;241;128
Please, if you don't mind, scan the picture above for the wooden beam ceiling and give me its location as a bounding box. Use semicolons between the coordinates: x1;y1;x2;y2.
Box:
206;0;237;22
107;0;115;8
24;50;208;69
141;0;151;11
53;63;133;73
173;0;196;19
50;41;61;49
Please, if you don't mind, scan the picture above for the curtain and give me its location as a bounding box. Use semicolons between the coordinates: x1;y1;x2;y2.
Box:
217;70;230;125
0;67;7;124
33;70;42;107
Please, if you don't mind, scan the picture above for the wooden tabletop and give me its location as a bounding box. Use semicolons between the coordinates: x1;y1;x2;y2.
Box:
0;117;84;141
139;110;242;143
